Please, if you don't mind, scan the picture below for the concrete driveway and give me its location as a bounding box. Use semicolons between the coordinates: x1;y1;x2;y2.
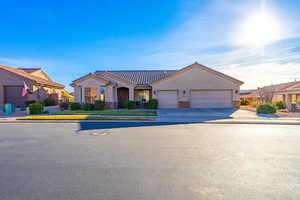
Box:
157;108;265;122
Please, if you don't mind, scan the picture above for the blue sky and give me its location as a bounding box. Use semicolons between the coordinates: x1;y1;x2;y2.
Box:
1;0;300;90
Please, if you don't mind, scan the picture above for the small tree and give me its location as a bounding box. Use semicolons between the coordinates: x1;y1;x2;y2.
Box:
258;85;276;103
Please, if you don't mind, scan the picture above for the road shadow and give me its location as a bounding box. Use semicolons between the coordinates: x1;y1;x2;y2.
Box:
157;108;237;122
78;122;190;131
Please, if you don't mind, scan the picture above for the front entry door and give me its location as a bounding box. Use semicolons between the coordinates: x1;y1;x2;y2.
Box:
117;87;129;108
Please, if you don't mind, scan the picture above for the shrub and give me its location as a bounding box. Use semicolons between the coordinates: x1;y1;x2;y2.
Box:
94;100;105;110
60;102;69;110
274;101;286;109
29;103;44;115
148;99;158;109
83;103;94;111
298;101;300;105
240;99;249;106
25;100;36;107
256;104;277;114
70;102;81;110
43;98;56;106
126;100;136;109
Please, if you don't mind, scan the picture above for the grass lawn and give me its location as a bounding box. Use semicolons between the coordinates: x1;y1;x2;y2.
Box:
13;115;155;121
51;110;157;116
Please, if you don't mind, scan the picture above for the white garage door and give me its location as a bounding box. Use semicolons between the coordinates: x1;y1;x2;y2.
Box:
157;91;178;109
190;90;232;108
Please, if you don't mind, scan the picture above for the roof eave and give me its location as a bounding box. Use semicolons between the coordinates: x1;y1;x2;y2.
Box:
151;63;244;85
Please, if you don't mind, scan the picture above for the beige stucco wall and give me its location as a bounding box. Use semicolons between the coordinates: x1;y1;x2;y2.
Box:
106;78;135;101
272;94;284;102
74;86;82;103
73;76;136;103
30;70;51;81
151;67;241;102
74;78;114;103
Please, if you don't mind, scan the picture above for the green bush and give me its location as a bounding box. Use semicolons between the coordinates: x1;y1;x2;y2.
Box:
126;100;136;109
83;103;94;111
94;100;105;110
274;101;286;109
148;99;158;109
59;102;69;110
256;104;277;114
70;102;81;110
29;103;44;115
298;101;300;105
240;99;249;106
43;98;56;106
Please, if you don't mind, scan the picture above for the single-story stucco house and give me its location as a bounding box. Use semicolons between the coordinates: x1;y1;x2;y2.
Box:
241;81;300;112
0;64;65;109
71;63;243;109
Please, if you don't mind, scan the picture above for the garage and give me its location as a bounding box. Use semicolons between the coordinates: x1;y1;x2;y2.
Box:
4;86;27;107
157;90;178;109
190;90;232;108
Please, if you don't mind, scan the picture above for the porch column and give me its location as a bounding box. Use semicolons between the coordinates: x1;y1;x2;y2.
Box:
286;94;292;111
129;87;134;101
81;87;85;103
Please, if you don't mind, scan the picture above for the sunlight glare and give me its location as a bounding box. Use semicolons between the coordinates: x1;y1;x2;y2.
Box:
237;12;281;46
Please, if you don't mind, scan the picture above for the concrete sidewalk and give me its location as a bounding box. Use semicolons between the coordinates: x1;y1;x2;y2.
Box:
1;109;300;125
1;118;300;125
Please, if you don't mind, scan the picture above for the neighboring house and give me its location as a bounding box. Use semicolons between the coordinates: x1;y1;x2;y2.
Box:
260;81;300;112
240;89;256;99
71;63;243;109
240;89;259;104
242;81;300;112
0;64;65;109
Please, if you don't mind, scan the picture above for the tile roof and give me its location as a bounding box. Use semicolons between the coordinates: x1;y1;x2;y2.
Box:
0;64;64;88
260;81;300;92
94;70;177;85
72;63;243;86
247;81;300;97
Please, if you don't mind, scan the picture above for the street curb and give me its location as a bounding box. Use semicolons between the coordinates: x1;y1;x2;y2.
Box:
0;119;300;125
203;121;300;125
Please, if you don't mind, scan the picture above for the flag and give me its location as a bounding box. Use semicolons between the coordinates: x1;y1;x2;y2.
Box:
22;82;28;97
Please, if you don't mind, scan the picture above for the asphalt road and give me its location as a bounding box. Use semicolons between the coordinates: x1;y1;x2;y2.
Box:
0;122;300;200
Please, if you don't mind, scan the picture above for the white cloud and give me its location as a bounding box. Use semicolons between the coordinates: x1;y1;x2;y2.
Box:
222;62;300;89
0;57;47;67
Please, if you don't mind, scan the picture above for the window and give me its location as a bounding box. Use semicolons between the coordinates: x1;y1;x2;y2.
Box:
136;90;150;102
99;87;106;102
84;88;98;103
84;88;91;103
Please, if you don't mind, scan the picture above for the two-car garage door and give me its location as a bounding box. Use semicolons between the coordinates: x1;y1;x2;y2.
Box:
190;90;232;108
157;90;232;109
